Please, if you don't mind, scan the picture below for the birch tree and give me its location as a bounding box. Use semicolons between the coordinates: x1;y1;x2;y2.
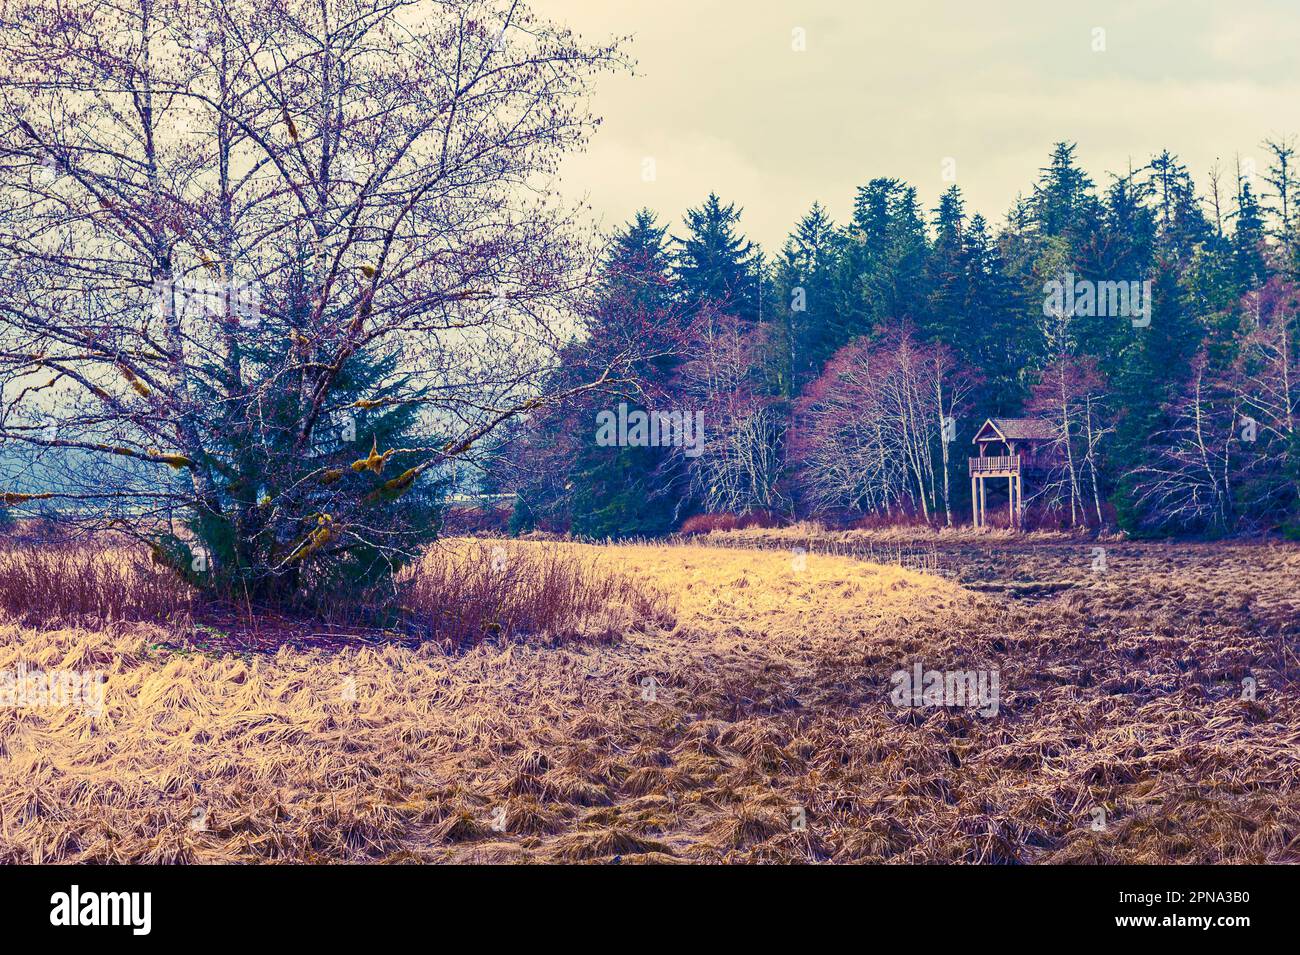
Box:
676;313;784;514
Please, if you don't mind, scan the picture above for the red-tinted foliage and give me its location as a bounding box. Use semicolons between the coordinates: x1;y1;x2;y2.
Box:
845;509;939;531
677;511;779;535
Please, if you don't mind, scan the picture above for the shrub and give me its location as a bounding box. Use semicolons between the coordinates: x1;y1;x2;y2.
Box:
0;537;672;651
440;506;512;536
845;509;938;531
678;512;779;536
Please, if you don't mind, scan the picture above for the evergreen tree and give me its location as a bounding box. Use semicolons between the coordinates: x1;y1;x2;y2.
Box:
1146;151;1209;264
924;185;967;344
1032;142;1103;240
515;210;688;538
1262;137;1299;263
604;209;673;313
674;193;760;322
837;177;930;335
963;214;1032;413
773;202;841;388
143;237;447;608
1110;259;1204;531
1231;177;1269;292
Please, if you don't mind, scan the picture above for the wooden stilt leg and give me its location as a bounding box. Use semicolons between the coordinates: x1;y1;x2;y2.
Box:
1008;476;1014;527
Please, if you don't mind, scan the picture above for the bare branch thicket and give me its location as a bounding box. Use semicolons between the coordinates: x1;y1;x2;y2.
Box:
1132;280;1299;532
1026;357;1112;527
1130;352;1237;531
675;314;785;514
1026;276;1114;528
792;330;973;523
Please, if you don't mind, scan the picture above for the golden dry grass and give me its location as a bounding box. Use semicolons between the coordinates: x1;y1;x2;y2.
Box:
399;540;674;646
0;539;1296;864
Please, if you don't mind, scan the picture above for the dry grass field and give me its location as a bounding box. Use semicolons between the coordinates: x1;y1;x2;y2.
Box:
0;535;1297;863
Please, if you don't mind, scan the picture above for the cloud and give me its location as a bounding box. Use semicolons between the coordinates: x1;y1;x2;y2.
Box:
536;0;1300;248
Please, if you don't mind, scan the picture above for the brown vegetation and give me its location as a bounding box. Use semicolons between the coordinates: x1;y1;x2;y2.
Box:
677;511;779;536
0;536;1296;863
398;541;674;647
0;543;195;627
0;539;669;653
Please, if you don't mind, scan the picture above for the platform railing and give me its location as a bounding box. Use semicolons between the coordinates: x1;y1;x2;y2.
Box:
968;454;1020;475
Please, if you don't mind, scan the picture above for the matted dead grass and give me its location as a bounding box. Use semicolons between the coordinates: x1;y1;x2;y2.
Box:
0;540;1296;864
695;520;1092;545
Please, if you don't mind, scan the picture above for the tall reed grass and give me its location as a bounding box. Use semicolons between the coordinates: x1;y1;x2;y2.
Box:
0;538;672;648
395;541;674;646
0;543;197;626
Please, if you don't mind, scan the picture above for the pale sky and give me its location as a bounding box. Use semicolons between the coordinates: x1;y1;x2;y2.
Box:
533;0;1300;251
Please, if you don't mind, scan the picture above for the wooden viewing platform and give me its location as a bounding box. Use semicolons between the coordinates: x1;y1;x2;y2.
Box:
968;418;1059;529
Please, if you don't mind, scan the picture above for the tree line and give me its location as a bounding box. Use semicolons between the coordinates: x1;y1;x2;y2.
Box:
502;141;1300;539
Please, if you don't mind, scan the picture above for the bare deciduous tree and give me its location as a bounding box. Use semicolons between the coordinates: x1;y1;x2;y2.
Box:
1027;357;1111;527
1131;351;1237;531
0;0;629;600
1133;280;1299;533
